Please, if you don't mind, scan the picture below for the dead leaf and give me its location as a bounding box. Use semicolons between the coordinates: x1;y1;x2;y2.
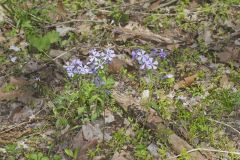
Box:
108;58;126;74
56;26;75;37
56;0;67;20
9;76;28;86
71;129;99;160
149;0;161;11
112;150;133;160
0;5;6;23
0;34;6;44
0;128;31;145
174;74;198;90
49;49;69;60
147;143;159;158
217;46;240;63
113;22;180;44
168;134;205;160
219;74;233;89
103;109;115;124
147;108;163;124
76;23;91;36
203;22;213;45
82;123;103;142
9;106;33;122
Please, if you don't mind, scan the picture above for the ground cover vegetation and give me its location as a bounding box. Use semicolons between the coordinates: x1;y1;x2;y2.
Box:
0;0;240;159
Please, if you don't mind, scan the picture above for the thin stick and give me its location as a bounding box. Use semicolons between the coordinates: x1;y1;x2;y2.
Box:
45;19;105;28
167;148;240;159
52;46;76;61
208;118;240;135
0;108;44;134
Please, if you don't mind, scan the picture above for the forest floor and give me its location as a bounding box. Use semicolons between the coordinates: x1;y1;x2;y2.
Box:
0;0;240;160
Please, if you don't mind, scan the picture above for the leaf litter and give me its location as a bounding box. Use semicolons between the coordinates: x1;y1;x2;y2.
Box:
0;0;240;159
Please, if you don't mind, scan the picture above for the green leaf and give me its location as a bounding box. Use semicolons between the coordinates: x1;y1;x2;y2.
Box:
73;148;79;159
28;31;59;52
46;31;60;43
64;149;74;158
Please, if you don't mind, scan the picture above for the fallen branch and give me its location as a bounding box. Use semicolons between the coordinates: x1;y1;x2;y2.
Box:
167;148;240;159
112;90;206;160
45;19;105;28
208;118;240;136
113;27;181;44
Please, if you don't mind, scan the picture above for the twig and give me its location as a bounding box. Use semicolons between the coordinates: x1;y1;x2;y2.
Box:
0;107;44;134
96;9;176;16
52;46;76;61
23;47;77;77
207;118;240;136
167;148;240;159
160;0;178;8
45;19;105;28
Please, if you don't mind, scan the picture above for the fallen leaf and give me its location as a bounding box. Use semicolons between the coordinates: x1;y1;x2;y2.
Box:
0;5;6;23
56;26;75;37
56;0;67;20
149;0;161;11
9;106;33;122
82;121;112;142
108;58;126;74
71;129;99;160
174;74;198;90
219;74;233;89
217;46;240;63
203;22;213;45
113;21;180;44
9;76;28;86
168;134;205;160
147;143;159;158
112;150;133;160
49;49;69;60
103;109;115;124
140;90;150;105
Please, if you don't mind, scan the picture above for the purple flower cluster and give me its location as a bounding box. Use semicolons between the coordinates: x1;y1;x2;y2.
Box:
64;48;116;77
150;48;167;58
132;48;167;70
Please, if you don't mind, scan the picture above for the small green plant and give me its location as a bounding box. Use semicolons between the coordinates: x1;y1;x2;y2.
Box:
64;148;79;160
151;99;173;120
87;145;102;159
178;149;191;160
134;144;152;160
188;114;214;141
5;143;21;158
108;128;131;151
53;73;114;127
2;83;16;92
110;8;129;24
205;89;240;116
28;30;60;52
1;0;59;53
186;84;204;97
26;152;49;160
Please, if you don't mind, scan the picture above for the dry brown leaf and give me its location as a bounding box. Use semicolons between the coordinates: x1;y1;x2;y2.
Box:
9;76;28;86
112;150;133;160
56;0;67;19
168;134;205;160
217;46;240;63
113;22;180;44
219;74;233;89
108;58;126;74
149;0;161;10
0;34;6;44
0;128;31;145
71;130;98;160
174;74;198;90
